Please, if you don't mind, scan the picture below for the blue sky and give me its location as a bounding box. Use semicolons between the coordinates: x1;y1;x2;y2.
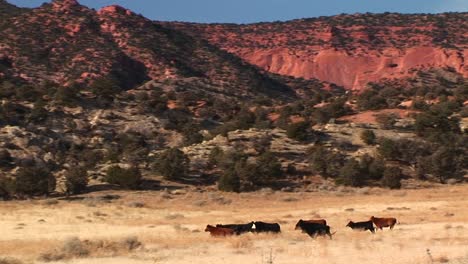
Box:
8;0;468;23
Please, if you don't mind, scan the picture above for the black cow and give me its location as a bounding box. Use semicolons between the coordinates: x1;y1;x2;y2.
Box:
252;221;281;233
346;220;375;233
216;222;254;235
295;220;333;239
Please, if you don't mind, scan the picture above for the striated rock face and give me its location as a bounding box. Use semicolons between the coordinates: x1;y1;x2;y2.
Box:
238;47;466;90
166;13;468;90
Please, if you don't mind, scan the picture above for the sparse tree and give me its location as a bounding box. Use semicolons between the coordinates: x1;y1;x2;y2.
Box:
154;148;189;181
105;166;141;189
340;158;363;187
378;138;399;160
15;166;55;196
382;166;402;189
375;113;398;129
65;167;88;195
287;121;312;141
218;167;240;192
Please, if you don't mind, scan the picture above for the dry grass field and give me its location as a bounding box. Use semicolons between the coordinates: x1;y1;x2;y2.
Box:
1;184;468;264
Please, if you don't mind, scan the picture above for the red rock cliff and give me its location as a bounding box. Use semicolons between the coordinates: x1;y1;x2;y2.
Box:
166;13;468;90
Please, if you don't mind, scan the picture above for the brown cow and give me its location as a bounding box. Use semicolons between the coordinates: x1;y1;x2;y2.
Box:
205;225;235;236
370;216;397;230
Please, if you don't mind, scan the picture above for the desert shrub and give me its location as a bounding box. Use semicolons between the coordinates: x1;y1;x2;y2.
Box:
253;107;273;129
252;134;272;153
62;237;89;257
412;99;429;111
39;236;142;262
54;85;79;106
218;167;241;192
322;98;352;118
28;99;48;123
15;166;55;196
153;148;189;181
286;121;311;141
375;113;398;129
377;138;399;160
251;151;283;186
311;108;331;124
367;158;385;180
82;150;103;168
339;158;364;187
357;89;388;110
182;122;204;146
0;257;23;264
104;147;120;163
427;146;465;183
218;151;283;191
414;108;460;142
0;177;15;200
212;107;257;136
359;154;384;181
89;77;121;103
105;166;141;189
286;163;297;175
215;149;247;171
360;129;376;145
208;146;224;168
65;167;88;195
308;145;344;177
122;236;142;250
382;166;402;189
0;149;14;168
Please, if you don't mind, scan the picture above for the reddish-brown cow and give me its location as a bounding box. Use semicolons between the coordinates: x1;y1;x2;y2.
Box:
370;216;397;230
205;225;235;236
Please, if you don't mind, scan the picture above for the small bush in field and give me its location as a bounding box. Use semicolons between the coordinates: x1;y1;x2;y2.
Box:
153;148;189;181
65;167;88;195
105;166;141;189
382;166;402;189
340;158;364;187
15;166;55;197
122;236;142;250
62;237;89;257
0;258;23;264
218;168;241;192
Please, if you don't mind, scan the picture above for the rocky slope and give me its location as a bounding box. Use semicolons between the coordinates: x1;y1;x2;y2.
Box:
166;13;468;90
0;0;292;100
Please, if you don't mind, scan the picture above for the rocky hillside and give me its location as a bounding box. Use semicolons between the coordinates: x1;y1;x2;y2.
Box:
0;1;466;198
166;13;468;90
0;0;292;100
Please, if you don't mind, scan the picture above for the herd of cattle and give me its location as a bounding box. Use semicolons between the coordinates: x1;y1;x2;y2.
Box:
205;216;398;239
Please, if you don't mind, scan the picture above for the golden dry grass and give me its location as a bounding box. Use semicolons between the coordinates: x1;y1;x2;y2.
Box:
0;185;467;263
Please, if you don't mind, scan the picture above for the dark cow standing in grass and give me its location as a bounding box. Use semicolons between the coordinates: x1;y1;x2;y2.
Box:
252;221;281;233
300;219;327;226
216;222;254;235
295;220;334;239
205;225;235;237
346;220;375;233
370;216;397;230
